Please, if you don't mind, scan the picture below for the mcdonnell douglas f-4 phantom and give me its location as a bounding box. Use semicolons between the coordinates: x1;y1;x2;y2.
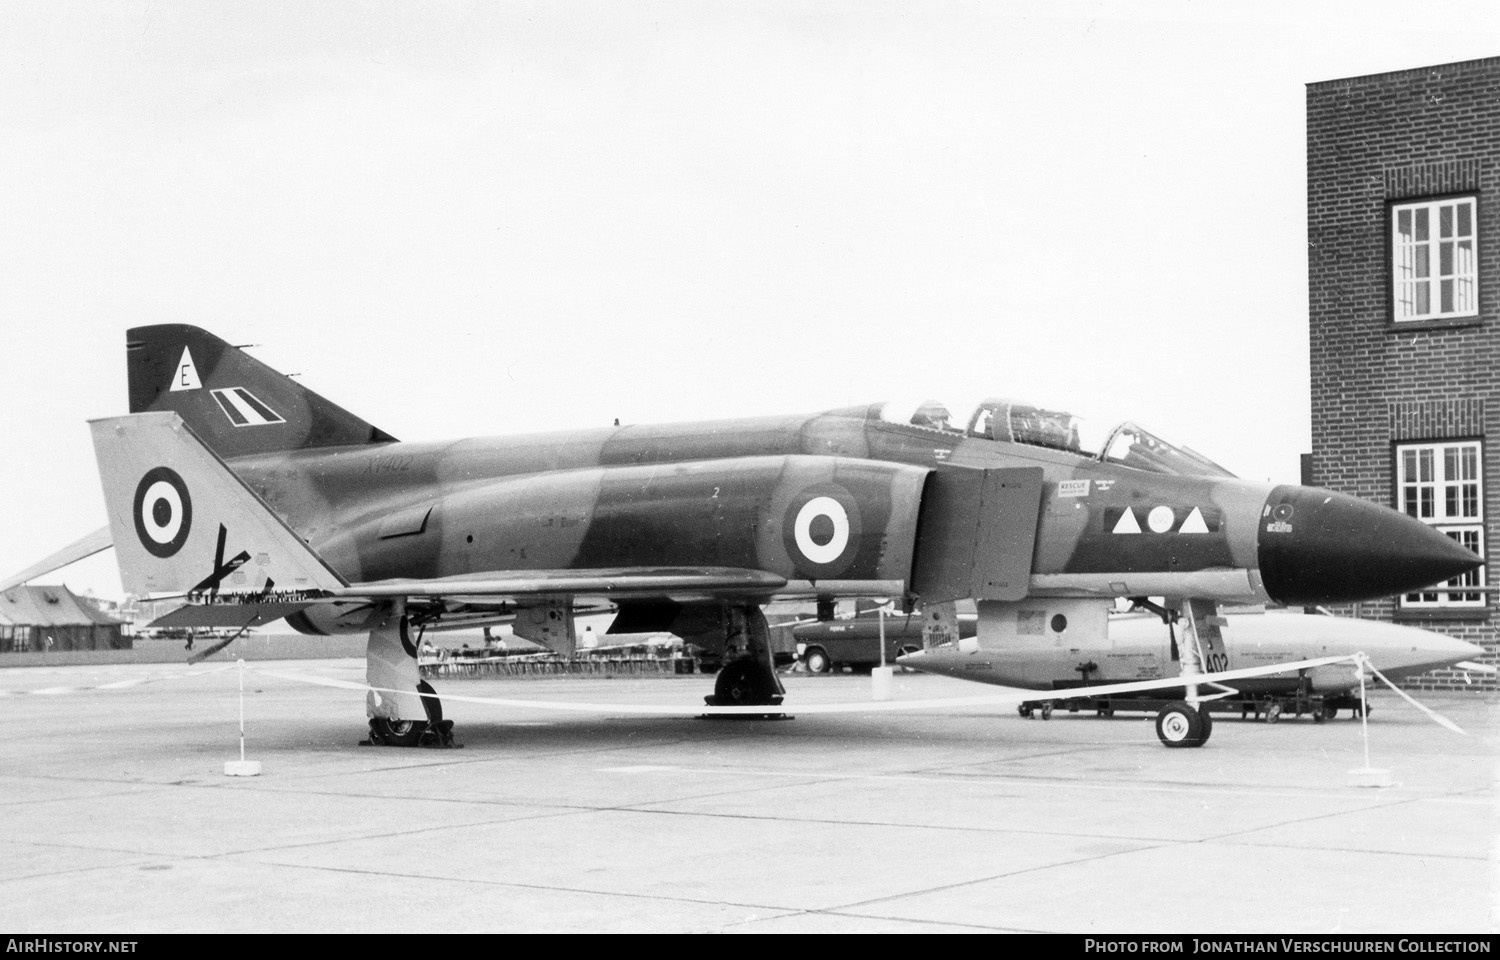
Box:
76;325;1479;747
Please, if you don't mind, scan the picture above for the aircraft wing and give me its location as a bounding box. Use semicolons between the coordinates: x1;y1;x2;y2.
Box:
143;567;789;629
0;525;113;591
334;566;788;603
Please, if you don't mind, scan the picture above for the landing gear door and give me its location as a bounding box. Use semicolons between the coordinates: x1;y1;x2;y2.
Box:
920;600;959;650
1185;598;1230;673
514;600;576;657
912;465;1043;603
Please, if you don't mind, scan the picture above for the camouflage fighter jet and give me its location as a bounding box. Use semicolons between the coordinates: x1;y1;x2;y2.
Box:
72;325;1481;747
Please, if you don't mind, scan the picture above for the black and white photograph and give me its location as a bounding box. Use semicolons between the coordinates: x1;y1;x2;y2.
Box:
0;1;1495;936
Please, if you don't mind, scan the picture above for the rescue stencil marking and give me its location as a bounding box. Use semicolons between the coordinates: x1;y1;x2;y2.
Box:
794;496;850;564
169;346;202;392
1058;479;1090;498
211;387;286;427
1112;508;1141;534
133;467;193;558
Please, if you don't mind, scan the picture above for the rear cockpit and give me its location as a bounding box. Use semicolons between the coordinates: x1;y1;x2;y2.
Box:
875;398;1234;478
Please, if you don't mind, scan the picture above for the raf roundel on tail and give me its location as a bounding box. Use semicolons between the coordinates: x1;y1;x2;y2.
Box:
132;467;192;558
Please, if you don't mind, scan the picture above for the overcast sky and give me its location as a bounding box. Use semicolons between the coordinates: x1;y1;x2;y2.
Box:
2;0;1496;599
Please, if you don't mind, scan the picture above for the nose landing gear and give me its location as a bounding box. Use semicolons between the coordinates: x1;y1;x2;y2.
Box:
1155;702;1212;748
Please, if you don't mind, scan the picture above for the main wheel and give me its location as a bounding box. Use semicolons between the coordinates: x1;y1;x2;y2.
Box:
1264;702;1283;724
1155;703;1204;748
371;717;427;747
714;660;778;705
1040;702;1054;720
803;647;832;675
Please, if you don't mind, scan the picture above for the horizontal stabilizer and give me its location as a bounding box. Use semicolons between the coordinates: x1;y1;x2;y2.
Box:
150;601;318;629
0;525;113;591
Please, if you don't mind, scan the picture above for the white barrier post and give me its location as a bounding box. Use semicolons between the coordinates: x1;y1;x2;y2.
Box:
225;658;262;777
871;606;894;701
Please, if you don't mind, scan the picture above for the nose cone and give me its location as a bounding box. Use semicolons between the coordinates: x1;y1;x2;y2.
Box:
1258;486;1483;605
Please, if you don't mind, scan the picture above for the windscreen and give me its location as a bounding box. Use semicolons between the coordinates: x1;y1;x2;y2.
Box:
877;398;1236;477
1098;422;1236;477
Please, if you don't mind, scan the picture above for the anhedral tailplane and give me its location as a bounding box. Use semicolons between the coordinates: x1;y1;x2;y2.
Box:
127;324;396;459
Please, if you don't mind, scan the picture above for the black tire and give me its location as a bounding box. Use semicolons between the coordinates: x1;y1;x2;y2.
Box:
1018;703;1035;719
1040;702;1054;720
803;647;832;675
1265;702;1283;724
714;660;778;706
372;717;427;747
1193;707;1213;747
1317;703;1337;722
1155;702;1203;748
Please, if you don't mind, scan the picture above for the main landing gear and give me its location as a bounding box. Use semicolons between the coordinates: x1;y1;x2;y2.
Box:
710;659;784;707
362;608;457;748
703;605;786;711
1155;702;1212;748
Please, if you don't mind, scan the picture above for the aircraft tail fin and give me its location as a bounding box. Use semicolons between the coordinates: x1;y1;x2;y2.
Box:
127;324;396;459
91;411;348;597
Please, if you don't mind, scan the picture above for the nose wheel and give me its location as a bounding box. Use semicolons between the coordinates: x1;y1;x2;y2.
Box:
1156;702;1212;748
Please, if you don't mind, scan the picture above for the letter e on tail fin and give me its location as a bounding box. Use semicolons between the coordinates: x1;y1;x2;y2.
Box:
90;412;347;597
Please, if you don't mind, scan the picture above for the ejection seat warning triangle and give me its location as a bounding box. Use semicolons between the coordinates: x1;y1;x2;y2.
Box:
170;347;202;392
1113;508;1142;534
1179;507;1210;534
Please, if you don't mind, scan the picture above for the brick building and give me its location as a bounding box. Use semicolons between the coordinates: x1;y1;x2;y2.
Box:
1306;57;1500;691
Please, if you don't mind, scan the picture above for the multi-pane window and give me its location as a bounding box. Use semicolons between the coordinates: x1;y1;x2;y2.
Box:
1392;196;1478;322
1397;440;1486;608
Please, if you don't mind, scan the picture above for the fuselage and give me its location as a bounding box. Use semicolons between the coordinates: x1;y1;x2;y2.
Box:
228;407;1270;597
226;403;1474;610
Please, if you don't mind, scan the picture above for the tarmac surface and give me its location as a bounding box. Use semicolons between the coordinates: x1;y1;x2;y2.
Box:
0;659;1495;934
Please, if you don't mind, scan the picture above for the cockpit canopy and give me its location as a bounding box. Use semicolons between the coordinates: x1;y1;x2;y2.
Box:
876;397;1234;478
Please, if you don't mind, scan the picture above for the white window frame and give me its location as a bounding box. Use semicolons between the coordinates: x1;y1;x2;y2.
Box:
1391;196;1479;323
1396;439;1486;609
